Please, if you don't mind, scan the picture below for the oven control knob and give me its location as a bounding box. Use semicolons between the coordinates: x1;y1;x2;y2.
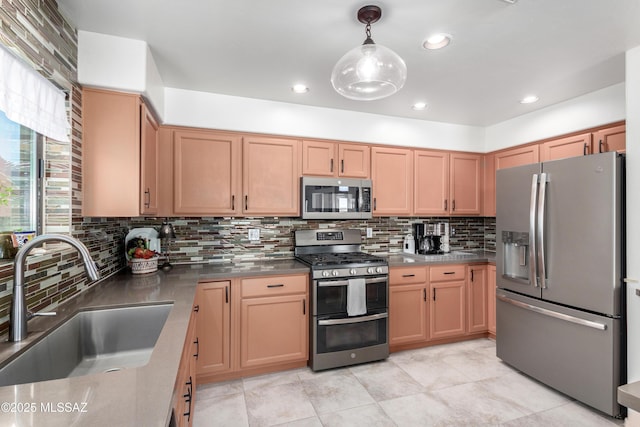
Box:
367;267;375;274
376;267;384;273
349;268;357;275
322;270;330;277
332;270;339;277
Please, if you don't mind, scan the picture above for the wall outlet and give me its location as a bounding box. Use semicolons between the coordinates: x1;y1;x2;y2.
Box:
366;227;373;238
248;229;260;241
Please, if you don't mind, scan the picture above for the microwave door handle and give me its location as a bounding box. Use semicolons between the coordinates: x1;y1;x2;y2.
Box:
537;173;548;289
529;174;539;288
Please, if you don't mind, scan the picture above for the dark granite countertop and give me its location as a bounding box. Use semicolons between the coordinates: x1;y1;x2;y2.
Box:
0;259;309;427
0;252;497;426
385;250;496;266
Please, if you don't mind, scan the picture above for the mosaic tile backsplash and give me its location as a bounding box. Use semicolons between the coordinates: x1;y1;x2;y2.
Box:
129;216;496;265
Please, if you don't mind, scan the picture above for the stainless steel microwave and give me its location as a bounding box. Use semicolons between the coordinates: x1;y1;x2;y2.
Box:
301;177;372;219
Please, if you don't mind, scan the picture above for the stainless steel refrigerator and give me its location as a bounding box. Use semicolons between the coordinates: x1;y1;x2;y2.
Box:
496;151;625;417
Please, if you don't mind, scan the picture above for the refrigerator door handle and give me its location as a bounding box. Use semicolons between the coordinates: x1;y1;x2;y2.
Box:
529;174;539;287
537;173;548;289
497;295;607;331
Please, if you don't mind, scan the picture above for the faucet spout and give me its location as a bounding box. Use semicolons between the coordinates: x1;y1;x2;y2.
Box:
9;234;101;342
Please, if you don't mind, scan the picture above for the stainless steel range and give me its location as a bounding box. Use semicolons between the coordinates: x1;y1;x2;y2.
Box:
294;229;389;371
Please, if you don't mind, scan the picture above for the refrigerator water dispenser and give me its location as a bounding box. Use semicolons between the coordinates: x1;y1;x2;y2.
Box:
502;231;529;282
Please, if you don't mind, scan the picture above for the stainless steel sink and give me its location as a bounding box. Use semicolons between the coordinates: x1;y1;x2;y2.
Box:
0;303;172;387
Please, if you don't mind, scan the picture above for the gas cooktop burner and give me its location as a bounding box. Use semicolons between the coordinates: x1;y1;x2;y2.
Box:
297;252;385;267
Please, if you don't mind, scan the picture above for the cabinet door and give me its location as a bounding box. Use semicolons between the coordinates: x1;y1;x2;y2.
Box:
174;130;241;215
430;281;466;340
540;133;591;161
196;281;231;375
240;294;308;369
371;146;413;216
483;154;496;217
339;143;370;178
302;140;336;176
414;150;449;215
243;136;301;216
494;144;539;170
450;153;482;215
592;124;625;154
82;88;141;217
467;265;488;333
140;102;159;215
488;265;497;335
389;284;428;347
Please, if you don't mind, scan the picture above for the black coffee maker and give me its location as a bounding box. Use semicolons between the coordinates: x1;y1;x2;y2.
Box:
413;223;443;255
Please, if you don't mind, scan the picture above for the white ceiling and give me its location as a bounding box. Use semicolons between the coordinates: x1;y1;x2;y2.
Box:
57;0;640;127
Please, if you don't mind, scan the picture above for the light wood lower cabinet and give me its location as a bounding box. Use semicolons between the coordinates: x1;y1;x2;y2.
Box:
467;265;488;333
389;266;429;348
239;275;308;368
196;281;231;376
196;274;308;383
174;306;198;427
488;264;497;335
429;265;466;340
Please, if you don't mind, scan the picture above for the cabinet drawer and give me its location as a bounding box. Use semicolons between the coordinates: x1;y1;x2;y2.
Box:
390;266;427;285
430;265;466;282
241;275;307;298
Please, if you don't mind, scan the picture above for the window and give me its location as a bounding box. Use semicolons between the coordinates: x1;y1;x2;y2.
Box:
0;109;43;234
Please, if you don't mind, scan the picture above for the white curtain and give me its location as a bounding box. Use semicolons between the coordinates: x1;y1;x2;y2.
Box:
0;44;70;142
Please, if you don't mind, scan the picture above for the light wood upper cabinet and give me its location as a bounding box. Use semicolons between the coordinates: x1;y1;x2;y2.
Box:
83;88;159;217
371;146;413;216
196;281;231;376
173;130;242;216
483;154;496;217
449;153;482;215
495;144;540;171
593;124;625;154
540;133;592;161
339;143;370;178
302;140;336;177
243;136;301;216
140;103;159;215
302;140;370;178
414;150;449;216
414;150;481;216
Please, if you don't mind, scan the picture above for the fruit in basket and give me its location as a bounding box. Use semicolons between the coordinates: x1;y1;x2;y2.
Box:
126;237;156;259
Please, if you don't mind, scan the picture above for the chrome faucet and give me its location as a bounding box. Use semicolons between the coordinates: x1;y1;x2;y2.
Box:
9;234;101;342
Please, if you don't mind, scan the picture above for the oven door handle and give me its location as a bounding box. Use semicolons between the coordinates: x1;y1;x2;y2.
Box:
318;312;388;326
317;277;387;287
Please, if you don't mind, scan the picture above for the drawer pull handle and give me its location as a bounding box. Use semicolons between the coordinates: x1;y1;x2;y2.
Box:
402;274;415;278
267;284;285;288
443;272;455;275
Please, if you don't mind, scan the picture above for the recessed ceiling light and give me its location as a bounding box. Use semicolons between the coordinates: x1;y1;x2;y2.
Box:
292;84;309;94
412;102;427;111
520;95;539;104
423;33;451;50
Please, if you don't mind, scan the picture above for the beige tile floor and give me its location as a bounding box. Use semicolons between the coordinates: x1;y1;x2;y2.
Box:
193;339;625;426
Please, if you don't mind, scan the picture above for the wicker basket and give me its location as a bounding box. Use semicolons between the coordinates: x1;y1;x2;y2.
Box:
129;256;158;274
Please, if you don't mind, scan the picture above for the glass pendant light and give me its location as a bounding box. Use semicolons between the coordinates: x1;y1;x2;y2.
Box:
331;5;407;101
